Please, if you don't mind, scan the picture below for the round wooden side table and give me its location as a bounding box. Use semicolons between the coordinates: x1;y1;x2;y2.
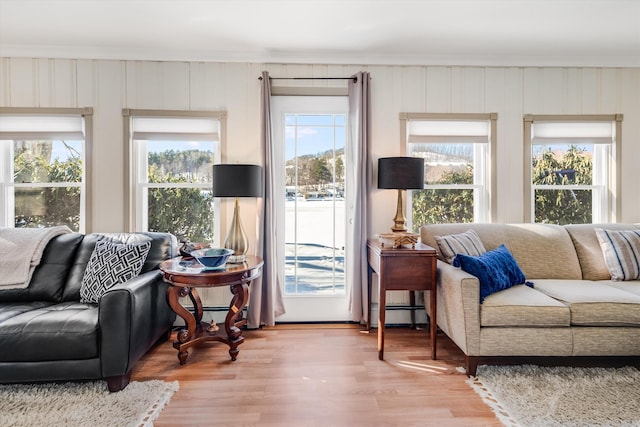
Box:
159;256;263;364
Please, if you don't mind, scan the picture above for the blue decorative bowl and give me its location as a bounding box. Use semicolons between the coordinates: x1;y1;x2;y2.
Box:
190;248;234;269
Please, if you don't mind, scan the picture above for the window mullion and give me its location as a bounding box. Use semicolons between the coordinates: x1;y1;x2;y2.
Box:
0;142;10;226
593;144;608;223
135;139;148;232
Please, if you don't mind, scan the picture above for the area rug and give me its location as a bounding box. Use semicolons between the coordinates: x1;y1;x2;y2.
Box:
0;380;178;427
467;365;640;427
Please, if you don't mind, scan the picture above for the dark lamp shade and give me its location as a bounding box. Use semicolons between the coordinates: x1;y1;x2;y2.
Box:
212;164;263;197
377;157;424;190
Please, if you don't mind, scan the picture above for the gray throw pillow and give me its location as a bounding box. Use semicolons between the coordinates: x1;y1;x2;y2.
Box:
435;229;486;264
595;228;640;281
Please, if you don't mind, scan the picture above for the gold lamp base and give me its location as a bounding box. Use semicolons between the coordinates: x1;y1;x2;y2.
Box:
381;189;419;248
390;189;408;232
224;198;249;263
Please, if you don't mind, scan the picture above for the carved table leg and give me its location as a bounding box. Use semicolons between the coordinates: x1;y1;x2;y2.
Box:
188;288;204;324
225;282;249;361
167;285;198;364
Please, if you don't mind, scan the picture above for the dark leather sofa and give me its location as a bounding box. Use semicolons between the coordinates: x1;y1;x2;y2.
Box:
0;231;178;391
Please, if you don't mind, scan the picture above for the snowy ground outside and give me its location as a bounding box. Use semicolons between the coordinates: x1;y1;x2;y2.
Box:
285;199;345;295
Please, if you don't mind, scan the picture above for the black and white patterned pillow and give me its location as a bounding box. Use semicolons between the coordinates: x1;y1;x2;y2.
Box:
80;239;152;303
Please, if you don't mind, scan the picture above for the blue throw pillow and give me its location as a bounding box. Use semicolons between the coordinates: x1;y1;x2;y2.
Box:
453;244;526;303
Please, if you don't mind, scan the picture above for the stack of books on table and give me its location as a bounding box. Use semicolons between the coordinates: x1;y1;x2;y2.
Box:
377;232;419;249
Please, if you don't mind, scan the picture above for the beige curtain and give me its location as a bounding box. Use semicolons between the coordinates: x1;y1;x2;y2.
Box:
247;71;285;328
347;71;372;323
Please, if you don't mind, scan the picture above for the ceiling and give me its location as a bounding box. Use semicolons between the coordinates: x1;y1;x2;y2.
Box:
0;0;639;67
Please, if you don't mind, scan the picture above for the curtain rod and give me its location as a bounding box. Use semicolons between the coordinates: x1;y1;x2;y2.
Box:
258;76;357;82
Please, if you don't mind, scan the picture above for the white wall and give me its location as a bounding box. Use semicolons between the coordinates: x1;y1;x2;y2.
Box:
1;58;639;240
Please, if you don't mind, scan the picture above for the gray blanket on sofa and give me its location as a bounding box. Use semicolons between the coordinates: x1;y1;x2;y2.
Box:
0;226;72;289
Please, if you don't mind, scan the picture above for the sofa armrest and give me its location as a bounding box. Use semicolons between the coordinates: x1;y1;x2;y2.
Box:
98;270;175;378
436;260;481;355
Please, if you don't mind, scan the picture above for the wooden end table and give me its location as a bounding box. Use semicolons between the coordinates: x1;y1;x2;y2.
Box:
366;240;438;360
159;256;263;364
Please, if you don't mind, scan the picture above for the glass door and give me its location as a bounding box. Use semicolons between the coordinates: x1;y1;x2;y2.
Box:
272;96;350;321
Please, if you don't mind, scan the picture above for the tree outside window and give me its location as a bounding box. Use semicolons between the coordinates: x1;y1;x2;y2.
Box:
13;140;83;231
532;145;593;224
146;149;214;242
409;141;486;231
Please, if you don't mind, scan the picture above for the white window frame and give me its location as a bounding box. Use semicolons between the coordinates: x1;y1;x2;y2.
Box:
123;109;225;240
0;107;93;232
524;114;622;224
401;112;497;226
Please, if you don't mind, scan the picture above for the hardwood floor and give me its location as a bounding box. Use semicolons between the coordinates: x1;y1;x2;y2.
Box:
132;325;501;426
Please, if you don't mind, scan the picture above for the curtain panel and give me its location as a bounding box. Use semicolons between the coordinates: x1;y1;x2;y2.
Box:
247;71;286;328
347;71;372;323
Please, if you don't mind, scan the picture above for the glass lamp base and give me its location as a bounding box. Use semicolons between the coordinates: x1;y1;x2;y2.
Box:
223;198;249;264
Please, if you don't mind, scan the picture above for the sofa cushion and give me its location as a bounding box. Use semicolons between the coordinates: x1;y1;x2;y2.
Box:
595;228;640;281
599;280;640;296
80;239;151;303
481;284;571;327
453;244;527;303
532;279;640;326
434;229;486;264
0;233;83;303
0;301;55;324
421;223;582;280
0;302;98;362
565;224;640;281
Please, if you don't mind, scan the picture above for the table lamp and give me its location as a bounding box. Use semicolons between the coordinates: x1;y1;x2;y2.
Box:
212;164;263;263
377;157;424;233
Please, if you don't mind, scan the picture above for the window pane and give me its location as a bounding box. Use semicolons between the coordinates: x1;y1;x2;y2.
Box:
14;187;80;231
532;144;593;185
147;188;214;241
285;243;345;294
147;141;213;184
534;189;592;224
411;143;474;184
295;115;336;126
284;113;345;295
412;189;474;228
13;140;83;183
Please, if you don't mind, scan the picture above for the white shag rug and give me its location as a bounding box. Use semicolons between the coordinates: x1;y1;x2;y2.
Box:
0;380;178;427
467;365;640;427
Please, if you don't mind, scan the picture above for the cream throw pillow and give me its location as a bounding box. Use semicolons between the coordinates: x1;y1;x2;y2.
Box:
435;229;486;264
595;228;640;281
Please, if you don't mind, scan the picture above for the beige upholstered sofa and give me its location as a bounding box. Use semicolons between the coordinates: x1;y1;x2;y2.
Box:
420;223;640;375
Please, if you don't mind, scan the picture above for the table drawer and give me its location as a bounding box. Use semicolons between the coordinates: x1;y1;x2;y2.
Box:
381;256;434;291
